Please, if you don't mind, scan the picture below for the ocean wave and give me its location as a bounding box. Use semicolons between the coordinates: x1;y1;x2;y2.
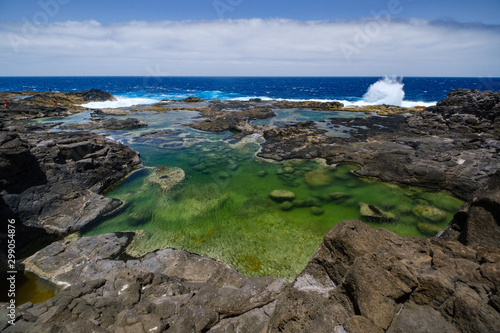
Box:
227;96;436;108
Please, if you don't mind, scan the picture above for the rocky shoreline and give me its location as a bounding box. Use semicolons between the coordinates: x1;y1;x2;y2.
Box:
0;89;499;332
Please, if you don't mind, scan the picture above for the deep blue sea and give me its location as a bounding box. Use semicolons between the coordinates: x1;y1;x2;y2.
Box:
1;76;500;108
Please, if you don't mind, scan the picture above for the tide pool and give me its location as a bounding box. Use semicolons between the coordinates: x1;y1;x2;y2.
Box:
83;138;463;281
34;107;464;280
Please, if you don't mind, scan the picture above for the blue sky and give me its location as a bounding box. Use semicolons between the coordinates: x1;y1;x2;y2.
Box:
1;0;499;24
0;0;499;76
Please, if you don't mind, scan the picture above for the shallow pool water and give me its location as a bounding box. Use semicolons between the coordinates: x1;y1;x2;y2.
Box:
37;109;463;281
0;272;57;306
83;140;462;280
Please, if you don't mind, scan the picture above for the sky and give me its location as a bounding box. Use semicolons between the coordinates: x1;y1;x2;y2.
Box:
0;0;499;76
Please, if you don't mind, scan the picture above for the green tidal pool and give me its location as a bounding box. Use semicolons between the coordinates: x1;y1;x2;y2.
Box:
83;139;463;281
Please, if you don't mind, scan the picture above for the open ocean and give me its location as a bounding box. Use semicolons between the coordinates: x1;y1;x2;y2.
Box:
1;76;500;108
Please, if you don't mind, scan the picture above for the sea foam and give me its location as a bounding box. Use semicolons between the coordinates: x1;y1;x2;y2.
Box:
80;96;160;109
362;76;405;106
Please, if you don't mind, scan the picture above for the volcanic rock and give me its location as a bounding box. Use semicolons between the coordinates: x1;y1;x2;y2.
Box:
8;233;288;332
0;128;140;236
269;220;500;332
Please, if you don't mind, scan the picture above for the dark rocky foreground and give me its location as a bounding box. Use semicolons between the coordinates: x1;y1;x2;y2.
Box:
2;213;498;332
0;89;499;332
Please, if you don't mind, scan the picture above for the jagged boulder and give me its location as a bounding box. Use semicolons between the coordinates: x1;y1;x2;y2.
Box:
269;220;500;332
441;169;500;248
6;233;289;332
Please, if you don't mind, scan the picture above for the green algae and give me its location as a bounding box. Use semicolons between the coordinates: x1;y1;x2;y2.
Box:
83;140;463;281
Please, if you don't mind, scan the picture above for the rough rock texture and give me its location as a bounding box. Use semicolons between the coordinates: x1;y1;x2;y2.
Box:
189;106;275;133
4;233;288;333
441;170;500;248
10;218;499;332
0;128;141;235
22;233;134;288
274;100;344;111
410;89;500;136
61;118;148;131
269;220;500;333
0;89;115;121
258;90;500;200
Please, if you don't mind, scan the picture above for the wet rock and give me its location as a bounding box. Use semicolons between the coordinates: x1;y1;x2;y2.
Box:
147;166;185;192
441;170;500;248
61;118;147;130
189;106;275;133
274;100;344;110
269;190;296;203
280;201;294;211
184;96;204;103
359;202;396;221
22;233;133;288
413;205;447;223
304;168;333;187
12;234;288;333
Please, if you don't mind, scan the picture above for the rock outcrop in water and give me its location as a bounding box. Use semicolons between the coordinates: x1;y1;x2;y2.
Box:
61;117;148;131
0;89;115;121
258;89;500;200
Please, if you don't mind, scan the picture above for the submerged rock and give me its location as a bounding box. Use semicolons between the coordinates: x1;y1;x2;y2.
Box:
304;168;333;187
257;170;267;177
413;205;447;223
417;222;443;236
359;202;396;221
293;198;320;208
147;166;185;192
326;192;350;201
280;201;294;211
310;207;325;216
269;190;296;203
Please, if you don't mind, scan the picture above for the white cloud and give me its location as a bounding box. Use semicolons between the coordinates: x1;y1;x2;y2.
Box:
0;18;499;76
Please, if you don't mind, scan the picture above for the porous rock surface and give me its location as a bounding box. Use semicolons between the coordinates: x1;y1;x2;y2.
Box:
2;233;288;333
269;220;500;333
0;128;140;236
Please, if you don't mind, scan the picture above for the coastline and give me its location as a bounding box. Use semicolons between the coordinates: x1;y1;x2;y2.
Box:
0;87;499;332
